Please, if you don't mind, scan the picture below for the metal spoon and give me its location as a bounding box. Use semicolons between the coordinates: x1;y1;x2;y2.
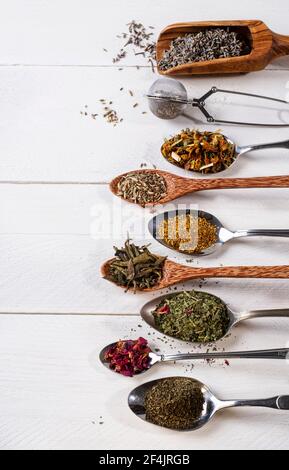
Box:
161;134;289;175
100;342;289;376
128;377;289;431
231;136;289;165
149;209;289;256
141;290;289;344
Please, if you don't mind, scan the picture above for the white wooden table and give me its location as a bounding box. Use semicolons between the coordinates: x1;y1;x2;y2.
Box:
1;0;289;450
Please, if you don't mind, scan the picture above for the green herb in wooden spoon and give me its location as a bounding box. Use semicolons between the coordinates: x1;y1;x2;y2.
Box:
108;239;166;291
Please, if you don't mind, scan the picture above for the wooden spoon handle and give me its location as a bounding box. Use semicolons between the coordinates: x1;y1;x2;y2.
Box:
272;32;289;58
190;175;289;192
167;264;289;285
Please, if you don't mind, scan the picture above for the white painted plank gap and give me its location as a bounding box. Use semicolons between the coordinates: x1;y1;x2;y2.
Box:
0;314;288;450
1;67;289;182
1;184;289;313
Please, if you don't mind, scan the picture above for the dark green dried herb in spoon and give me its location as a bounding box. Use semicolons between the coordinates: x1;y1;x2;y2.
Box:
145;377;204;430
108;239;166;291
152;290;229;343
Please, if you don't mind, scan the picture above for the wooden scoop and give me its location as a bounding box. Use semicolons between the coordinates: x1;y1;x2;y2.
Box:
156;20;289;75
101;258;289;292
110;169;289;206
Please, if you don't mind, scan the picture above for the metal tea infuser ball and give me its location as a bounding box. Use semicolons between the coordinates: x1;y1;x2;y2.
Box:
146;78;289;126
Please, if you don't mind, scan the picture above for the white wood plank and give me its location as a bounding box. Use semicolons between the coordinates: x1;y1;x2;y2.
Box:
1;0;289;69
1;67;289;182
1;0;289;451
1;184;289;314
0;314;288;450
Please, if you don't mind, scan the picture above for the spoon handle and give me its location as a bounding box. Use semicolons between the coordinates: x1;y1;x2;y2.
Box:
166;261;289;283
190;175;289;192
234;229;289;238
238;139;289;156
272;32;289;58
239;309;289;322
221;395;289;410
162;348;289;362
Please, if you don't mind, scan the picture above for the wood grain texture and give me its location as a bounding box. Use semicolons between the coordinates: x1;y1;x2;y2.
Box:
156;20;289;75
110;169;289;205
101;258;289;292
272;32;289;59
161;260;289;287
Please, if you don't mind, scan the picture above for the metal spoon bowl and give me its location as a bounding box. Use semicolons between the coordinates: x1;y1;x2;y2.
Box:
160;134;237;174
149;209;220;256
160;133;289;175
128;377;211;431
128;377;289;431
149;209;289;257
140;290;289;344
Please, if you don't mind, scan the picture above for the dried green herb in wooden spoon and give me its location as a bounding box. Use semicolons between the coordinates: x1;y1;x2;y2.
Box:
107;239;166;291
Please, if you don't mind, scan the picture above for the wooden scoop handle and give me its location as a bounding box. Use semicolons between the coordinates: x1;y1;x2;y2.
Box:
272;32;289;58
187;175;289;192
166;262;289;286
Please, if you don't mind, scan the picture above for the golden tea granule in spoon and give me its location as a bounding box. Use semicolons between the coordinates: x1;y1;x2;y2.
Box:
157;214;217;254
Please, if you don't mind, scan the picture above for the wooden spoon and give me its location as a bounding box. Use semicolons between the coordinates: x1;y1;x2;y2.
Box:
156;20;289;76
101;258;289;292
110;169;289;206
